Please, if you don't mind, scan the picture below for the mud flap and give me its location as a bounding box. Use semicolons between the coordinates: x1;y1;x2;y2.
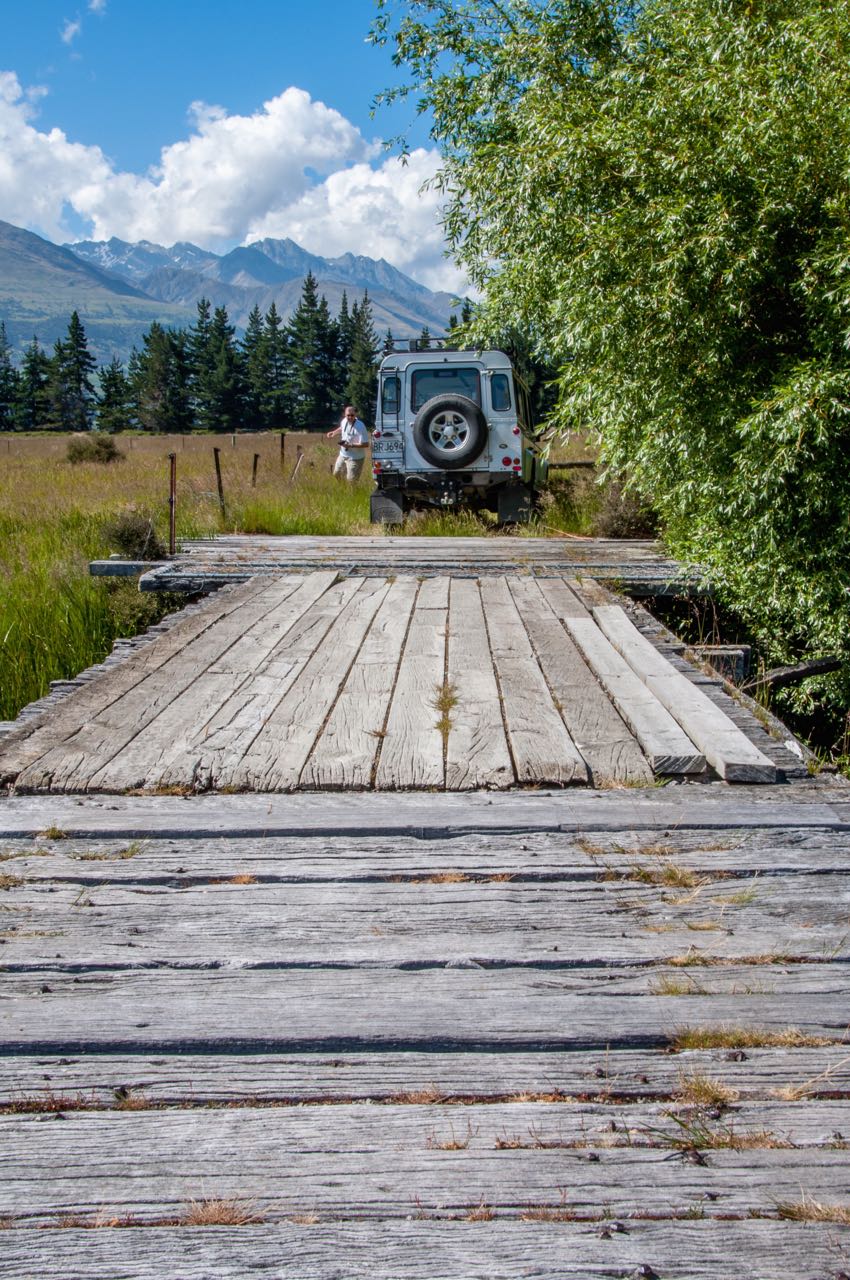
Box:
370;488;405;524
497;483;533;525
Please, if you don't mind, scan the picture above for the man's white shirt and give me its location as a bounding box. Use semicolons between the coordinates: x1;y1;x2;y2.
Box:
339;416;369;457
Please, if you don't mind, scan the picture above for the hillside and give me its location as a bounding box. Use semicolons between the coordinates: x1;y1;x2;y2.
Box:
0;221;191;365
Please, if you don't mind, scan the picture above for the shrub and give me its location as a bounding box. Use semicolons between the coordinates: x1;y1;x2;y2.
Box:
67;433;125;465
101;510;167;560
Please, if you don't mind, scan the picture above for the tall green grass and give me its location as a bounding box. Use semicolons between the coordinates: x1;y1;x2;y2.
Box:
0;432;603;723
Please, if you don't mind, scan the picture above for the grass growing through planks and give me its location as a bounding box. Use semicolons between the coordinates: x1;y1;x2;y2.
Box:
181;1197;265;1226
671;1026;834;1051
776;1196;850;1224
673;1072;740;1107
0;874;24;890
433;679;458;748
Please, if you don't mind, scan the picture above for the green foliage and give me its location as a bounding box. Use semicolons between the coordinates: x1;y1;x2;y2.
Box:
66;432;125;464
376;0;850;725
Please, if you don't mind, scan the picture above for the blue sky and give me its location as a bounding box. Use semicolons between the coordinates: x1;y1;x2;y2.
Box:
0;1;462;290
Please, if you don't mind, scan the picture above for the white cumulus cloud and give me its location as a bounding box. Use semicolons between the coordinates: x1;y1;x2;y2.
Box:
246;148;464;295
0;72;465;291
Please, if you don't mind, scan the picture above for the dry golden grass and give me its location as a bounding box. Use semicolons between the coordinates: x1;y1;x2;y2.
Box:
0;875;24;891
674;1072;740;1106
181;1197;265;1226
424;871;471;884
776;1196;850;1224
426;1121;476;1150
672;1025;834;1051
464;1200;494;1222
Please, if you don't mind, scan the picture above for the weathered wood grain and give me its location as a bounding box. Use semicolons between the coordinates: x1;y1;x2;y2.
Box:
4;825;849;880
2;1220;846;1280
86;571;340;793
0;578;270;783
3;873;848;967
374;578;448;789
478;578;588;785
1;787;847;839
3;1106;850;1222
594;605;777;783
3;967;847;1053
509;578;652;786
14;578;314;794
301;578;418;789
563;616;705;775
5;1045;849;1106
444;578;514;790
224;578;387;791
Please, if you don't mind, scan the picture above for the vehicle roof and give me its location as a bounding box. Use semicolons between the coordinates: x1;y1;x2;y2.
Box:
379;349;513;373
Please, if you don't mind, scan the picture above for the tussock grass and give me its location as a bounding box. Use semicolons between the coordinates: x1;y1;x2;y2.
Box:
672;1025;834;1051
776;1196;850;1224
181;1197;265;1226
674;1072;740;1106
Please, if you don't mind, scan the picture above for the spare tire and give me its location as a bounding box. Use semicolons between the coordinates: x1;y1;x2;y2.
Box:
412;394;487;470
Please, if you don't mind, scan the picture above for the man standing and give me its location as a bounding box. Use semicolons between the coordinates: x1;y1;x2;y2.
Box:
326;405;369;481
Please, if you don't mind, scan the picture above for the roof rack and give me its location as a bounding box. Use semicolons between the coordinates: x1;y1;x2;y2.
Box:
382;336;476;354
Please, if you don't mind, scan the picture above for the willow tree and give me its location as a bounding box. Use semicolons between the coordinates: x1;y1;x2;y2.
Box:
374;0;850;728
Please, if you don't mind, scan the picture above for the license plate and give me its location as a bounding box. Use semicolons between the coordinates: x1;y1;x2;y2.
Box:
372;437;404;457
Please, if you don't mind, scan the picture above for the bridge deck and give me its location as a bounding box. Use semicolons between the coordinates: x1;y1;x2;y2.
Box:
0;572;798;793
1;788;849;1278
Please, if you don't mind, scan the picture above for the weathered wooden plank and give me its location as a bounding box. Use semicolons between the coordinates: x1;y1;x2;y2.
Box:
4;825;849;880
5;1045;849;1106
301;579;418;789
445;579;514;790
3;1107;849;1222
0;578;270;783
227;578;391;792
374;578;448;790
3;968;846;1052
509;578;652;786
85;573;341;793
13;577;314;794
537;576;593;619
478;578;588;785
594;605;777;783
4;875;848;967
0;787;847;839
1;1220;844;1280
563;616;706;775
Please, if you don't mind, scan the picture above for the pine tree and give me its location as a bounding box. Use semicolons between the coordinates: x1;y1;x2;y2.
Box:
97;357;134;433
187;298;215;428
15;338;51;430
47;312;97;430
133;323;192;433
0;323;19;432
383;329;395;355
286;272;337;429
418;325;432;351
202;307;245;432
262;302;289;430
345;294;378;426
334;291;355;406
241;304;265;428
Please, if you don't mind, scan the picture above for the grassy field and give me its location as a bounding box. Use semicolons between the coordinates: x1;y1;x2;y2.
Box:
0;430;606;723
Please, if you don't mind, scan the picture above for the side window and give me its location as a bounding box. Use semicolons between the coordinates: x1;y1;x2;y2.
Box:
491;374;512;411
381;376;400;415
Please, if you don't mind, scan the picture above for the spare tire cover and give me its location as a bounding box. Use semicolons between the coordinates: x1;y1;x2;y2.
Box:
412;394;488;470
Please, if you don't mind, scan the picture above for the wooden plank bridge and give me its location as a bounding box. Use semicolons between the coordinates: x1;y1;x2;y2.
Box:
1;535;849;1278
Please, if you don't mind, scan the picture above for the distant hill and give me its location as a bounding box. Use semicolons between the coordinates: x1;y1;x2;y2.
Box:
0;220;464;369
68;234;462;338
0;220;191;365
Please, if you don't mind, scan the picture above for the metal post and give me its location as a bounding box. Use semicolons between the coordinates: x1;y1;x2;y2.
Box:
252;452;260;487
168;452;177;556
213;446;226;520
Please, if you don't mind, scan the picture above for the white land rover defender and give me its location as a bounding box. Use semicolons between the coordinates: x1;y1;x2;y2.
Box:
369;344;548;524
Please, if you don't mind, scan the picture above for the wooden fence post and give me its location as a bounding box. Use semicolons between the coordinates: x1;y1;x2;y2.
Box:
252;452;260;488
213;447;226;520
168;452;177;556
280;432;286;471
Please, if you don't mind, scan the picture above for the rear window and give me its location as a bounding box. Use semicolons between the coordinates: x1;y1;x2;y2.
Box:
491;373;512;411
411;367;481;411
381;375;400;414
